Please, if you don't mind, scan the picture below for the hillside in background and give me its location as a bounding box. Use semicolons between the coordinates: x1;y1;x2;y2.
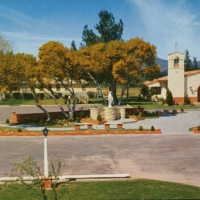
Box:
156;58;168;76
156;58;168;72
156;58;200;72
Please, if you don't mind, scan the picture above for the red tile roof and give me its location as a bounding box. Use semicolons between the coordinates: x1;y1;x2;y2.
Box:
184;70;200;76
143;70;200;86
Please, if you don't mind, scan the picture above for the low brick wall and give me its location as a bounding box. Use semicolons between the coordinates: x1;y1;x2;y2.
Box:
193;128;200;133
11;107;143;123
11;109;90;123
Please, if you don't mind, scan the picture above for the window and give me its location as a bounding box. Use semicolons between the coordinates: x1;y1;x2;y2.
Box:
151;87;161;95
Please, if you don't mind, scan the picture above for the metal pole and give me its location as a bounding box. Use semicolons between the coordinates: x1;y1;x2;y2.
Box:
44;136;48;177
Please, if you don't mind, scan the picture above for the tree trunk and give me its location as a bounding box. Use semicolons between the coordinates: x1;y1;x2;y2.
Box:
0;92;2;102
110;78;118;105
118;86;127;106
126;84;129;104
31;88;51;121
87;72;107;106
43;89;69;119
60;81;76;118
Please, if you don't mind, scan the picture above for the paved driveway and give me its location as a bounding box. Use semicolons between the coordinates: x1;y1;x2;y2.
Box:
122;110;200;134
1;134;200;187
1;106;200;187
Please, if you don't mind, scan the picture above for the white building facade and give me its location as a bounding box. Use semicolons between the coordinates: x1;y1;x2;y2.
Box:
144;52;200;104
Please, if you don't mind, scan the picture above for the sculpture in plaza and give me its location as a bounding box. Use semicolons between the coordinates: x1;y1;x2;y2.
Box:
108;91;113;107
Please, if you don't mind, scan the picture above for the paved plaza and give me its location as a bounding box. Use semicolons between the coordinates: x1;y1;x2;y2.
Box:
0;105;200;187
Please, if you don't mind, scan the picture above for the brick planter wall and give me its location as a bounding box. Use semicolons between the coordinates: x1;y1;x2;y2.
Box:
193;128;200;133
117;124;123;130
105;124;110;130
11;110;90;123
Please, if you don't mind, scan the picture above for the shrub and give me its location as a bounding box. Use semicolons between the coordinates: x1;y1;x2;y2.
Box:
97;114;102;121
151;126;155;131
138;112;143;117
197;126;200;130
87;91;96;99
5;93;12;99
57;119;69;126
181;108;184;112
137;94;143;101
55;93;62;99
138;125;143;131
12;92;21;99
165;88;173;106
23;93;34;99
18;128;22;132
184;93;191;105
76;117;81;123
159;97;165;105
38;93;45;100
5;119;9;124
140;85;155;101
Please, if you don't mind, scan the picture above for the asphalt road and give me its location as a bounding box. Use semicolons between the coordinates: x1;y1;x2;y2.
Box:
1;134;200;187
1;105;200;187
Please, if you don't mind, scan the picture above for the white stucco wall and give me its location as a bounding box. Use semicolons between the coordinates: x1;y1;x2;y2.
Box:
186;73;200;97
147;82;161;87
168;52;185;98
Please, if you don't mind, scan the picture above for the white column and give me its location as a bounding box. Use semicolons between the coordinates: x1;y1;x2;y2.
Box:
44;136;48;177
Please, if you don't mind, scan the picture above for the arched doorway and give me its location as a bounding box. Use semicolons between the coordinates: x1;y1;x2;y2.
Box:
198;87;200;102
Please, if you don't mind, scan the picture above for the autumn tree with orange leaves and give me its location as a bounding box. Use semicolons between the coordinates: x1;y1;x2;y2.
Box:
112;38;161;105
38;41;84;118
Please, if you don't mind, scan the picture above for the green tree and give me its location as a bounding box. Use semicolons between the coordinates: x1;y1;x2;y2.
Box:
95;10;124;43
165;88;173;106
184;50;192;71
140;85;155;101
184;93;191;105
71;40;77;50
82;25;100;47
82;10;123;46
193;57;199;70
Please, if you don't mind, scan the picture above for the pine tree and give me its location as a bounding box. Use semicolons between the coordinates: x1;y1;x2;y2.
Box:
193;57;199;70
82;10;124;46
165;88;173;106
184;50;192;71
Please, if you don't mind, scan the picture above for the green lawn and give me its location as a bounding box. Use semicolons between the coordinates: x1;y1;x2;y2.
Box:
0;99;66;106
1;179;200;199
0;97;199;111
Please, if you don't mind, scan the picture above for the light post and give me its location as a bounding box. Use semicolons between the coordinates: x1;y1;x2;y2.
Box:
43;127;49;177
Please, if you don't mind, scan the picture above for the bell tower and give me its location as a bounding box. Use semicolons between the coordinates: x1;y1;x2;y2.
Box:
168;52;185;103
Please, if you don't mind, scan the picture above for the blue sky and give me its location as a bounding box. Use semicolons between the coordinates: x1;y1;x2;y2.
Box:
1;0;200;60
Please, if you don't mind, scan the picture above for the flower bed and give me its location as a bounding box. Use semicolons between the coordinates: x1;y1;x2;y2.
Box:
129;116;145;121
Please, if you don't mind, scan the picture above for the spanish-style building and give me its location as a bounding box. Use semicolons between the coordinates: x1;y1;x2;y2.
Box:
144;52;200;104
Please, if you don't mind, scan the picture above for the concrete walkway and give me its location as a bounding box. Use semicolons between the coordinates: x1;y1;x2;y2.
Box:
0;110;199;134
